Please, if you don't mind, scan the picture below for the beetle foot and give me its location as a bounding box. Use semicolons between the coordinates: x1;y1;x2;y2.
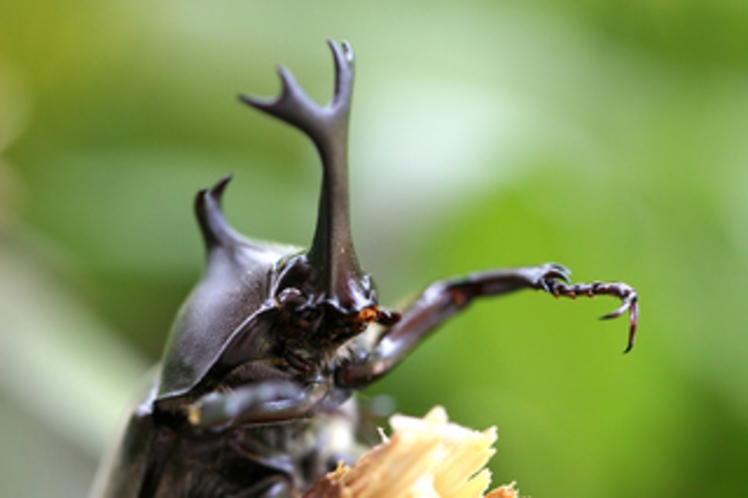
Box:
545;279;639;354
533;263;572;293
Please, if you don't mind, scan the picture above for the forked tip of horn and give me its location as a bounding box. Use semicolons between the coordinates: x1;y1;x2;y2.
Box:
327;39;354;63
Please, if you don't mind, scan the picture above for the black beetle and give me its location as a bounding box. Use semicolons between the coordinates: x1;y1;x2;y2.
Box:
89;40;638;498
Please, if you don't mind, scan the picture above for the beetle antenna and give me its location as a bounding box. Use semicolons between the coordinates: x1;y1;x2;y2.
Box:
240;41;369;311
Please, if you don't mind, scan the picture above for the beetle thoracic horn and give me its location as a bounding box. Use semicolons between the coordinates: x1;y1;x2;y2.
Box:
194;174;238;250
239;40;369;311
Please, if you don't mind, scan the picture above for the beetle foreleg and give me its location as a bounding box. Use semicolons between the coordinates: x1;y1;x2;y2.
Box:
336;263;638;388
543;279;639;353
187;380;328;428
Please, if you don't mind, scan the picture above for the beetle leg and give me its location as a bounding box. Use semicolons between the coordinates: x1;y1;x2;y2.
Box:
187;380;328;428
238;475;295;498
544;279;639;353
337;263;638;388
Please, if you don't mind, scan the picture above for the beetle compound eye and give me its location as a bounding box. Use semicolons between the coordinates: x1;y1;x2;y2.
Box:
277;287;307;309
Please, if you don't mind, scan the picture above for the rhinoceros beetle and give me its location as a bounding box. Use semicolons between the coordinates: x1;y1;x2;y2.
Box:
89;40;639;498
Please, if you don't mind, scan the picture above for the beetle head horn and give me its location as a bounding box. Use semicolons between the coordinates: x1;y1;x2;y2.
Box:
239;41;371;312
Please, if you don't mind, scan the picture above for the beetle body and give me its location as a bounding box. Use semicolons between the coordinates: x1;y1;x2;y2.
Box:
90;41;638;498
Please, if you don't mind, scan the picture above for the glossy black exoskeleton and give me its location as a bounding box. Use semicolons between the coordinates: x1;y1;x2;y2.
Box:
89;41;639;498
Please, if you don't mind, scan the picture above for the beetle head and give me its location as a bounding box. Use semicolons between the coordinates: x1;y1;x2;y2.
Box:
240;40;372;315
240;40;400;349
156;41;399;401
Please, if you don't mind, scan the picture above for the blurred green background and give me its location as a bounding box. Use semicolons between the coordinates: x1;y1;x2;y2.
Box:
2;1;748;497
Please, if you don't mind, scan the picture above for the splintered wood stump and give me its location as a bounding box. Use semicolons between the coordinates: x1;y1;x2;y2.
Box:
304;407;520;498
